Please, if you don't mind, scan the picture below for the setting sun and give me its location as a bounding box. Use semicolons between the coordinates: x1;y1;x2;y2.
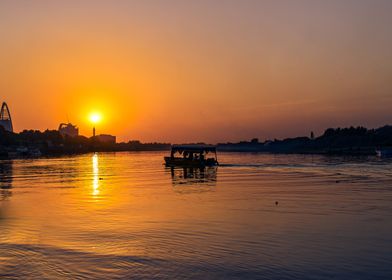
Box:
89;113;102;124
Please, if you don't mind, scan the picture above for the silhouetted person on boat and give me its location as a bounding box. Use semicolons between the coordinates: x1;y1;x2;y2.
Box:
164;145;218;167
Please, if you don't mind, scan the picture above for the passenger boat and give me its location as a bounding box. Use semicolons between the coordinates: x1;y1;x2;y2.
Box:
164;145;219;167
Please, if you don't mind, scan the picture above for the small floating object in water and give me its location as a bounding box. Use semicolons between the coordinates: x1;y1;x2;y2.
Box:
336;180;340;183
275;201;279;206
376;148;392;158
99;177;104;180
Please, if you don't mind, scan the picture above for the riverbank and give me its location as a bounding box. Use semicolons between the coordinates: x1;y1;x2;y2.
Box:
1;125;391;159
0;146;380;161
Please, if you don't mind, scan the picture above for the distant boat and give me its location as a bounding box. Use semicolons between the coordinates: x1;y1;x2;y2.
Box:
376;148;392;157
164;145;219;167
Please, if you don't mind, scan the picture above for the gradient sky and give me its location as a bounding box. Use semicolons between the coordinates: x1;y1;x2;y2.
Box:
0;0;391;143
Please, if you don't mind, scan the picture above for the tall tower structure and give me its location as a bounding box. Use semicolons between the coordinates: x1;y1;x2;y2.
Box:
0;102;14;132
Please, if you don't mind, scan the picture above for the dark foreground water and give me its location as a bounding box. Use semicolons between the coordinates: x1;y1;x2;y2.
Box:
1;152;392;279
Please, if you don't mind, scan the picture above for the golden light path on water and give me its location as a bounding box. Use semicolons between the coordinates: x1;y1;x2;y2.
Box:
92;153;99;197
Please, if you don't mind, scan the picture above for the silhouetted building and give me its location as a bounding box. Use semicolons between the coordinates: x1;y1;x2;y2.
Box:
59;123;79;137
96;134;116;144
0;102;13;132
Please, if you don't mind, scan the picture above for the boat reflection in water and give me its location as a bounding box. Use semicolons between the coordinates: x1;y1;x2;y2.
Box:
168;166;217;193
0;161;13;200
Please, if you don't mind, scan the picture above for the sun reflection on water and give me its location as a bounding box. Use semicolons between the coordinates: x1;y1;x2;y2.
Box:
92;153;99;196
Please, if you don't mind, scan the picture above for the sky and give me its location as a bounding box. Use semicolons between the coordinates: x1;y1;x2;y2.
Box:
0;0;391;143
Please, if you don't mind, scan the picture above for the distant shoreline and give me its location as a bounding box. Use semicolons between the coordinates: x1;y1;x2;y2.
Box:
1;125;391;159
0;148;379;161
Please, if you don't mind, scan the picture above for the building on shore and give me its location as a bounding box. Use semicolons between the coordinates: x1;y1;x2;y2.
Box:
96;134;116;144
59;123;79;137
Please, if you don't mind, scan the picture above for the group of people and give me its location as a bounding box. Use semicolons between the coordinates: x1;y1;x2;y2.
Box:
183;151;205;161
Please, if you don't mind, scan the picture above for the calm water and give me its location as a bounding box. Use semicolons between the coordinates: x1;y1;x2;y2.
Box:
1;152;392;279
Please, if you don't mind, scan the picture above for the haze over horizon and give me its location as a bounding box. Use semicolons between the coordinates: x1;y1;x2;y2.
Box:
1;0;391;143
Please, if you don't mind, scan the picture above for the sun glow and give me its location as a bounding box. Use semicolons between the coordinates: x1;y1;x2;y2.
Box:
89;113;102;124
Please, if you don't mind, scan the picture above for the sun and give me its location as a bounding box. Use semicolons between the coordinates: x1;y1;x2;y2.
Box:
89;112;102;124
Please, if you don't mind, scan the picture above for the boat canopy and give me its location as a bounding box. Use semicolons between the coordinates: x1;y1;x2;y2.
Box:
171;145;216;153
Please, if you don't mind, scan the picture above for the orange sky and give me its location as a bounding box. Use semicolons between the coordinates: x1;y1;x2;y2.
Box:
0;1;391;143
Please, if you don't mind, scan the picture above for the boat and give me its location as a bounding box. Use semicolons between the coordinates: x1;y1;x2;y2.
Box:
164;145;219;167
